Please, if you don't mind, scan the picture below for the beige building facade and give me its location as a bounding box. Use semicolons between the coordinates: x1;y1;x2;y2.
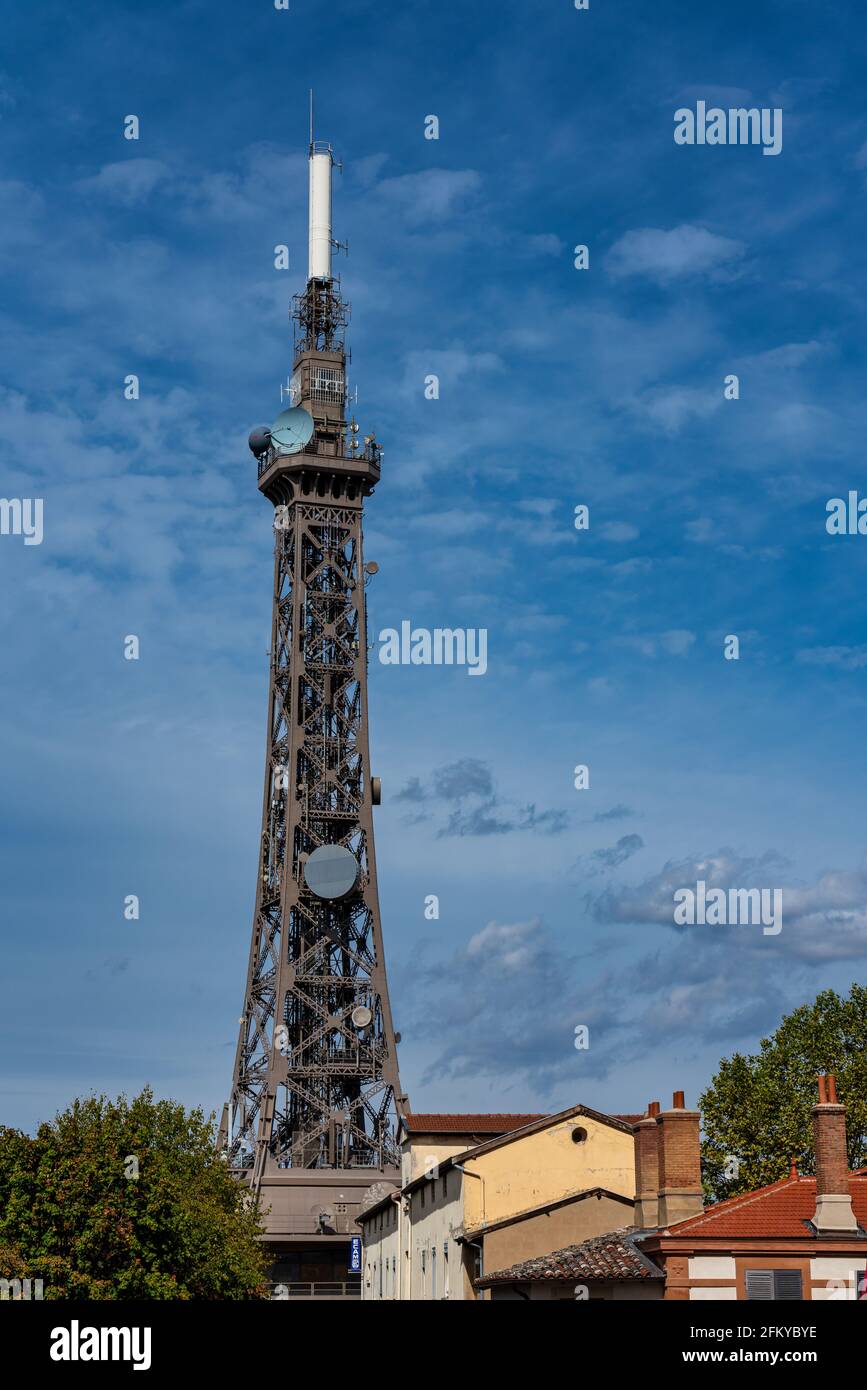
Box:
359;1104;638;1300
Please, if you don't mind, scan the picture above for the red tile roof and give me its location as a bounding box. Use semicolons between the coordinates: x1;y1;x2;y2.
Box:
401;1113;544;1134
666;1173;867;1239
402;1109;642;1136
478;1230;663;1286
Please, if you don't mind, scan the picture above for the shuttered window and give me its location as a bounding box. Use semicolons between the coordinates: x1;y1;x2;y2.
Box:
745;1269;803;1300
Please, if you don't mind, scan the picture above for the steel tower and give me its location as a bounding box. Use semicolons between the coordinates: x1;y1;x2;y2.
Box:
219;132;404;1292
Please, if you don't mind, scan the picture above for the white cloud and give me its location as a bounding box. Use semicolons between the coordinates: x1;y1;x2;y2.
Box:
660;629;696;655
376;168;481;227
797;646;867;671
466;918;541;971
600;521;639;541
595;848;867;964
523;232;563;257
740;341;826;371
629;384;721;435
605;224;746;284
76;159;172;206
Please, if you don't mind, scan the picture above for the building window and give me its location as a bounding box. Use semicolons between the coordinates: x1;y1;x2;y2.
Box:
745;1269;803;1301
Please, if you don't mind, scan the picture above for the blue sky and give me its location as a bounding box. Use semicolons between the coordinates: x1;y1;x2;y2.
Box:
2;0;867;1135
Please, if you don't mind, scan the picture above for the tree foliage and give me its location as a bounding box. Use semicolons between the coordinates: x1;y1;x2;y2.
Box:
0;1088;268;1299
700;984;867;1203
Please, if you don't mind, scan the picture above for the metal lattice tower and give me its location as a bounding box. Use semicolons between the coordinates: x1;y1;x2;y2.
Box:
219;134;404;1270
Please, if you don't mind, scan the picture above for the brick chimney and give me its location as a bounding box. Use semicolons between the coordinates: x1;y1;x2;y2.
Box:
812;1073;857;1233
634;1101;660;1229
656;1089;703;1226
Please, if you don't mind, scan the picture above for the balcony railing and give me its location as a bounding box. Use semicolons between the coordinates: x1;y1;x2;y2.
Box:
269;1281;361;1300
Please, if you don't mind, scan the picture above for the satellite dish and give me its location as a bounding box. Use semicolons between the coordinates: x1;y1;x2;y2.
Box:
248;426;272;457
270;406;314;455
351;1005;373;1029
303;844;358;900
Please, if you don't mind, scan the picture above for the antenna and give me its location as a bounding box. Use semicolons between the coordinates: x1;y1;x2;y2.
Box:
308;101;334;281
308;146;333;281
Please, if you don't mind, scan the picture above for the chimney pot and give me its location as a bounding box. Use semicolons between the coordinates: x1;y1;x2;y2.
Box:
828;1073;839;1104
673;1090;685;1109
817;1073;827;1105
648;1100;660;1118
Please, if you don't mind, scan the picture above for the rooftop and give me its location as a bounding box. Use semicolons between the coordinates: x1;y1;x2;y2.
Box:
477;1229;663;1287
664;1172;867;1240
400;1113;545;1135
400;1110;643;1136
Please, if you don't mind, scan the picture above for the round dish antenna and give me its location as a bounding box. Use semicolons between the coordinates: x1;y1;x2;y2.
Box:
270;406;314;455
303;844;359;900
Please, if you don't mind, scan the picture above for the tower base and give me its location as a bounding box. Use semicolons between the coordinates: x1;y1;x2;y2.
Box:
238;1166;400;1300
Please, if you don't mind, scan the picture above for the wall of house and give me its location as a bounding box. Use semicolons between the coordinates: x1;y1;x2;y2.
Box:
406;1166;466;1299
811;1256;867;1299
462;1114;635;1230
664;1249;867;1300
483;1193;634;1273
401;1136;478;1185
359;1201;400;1301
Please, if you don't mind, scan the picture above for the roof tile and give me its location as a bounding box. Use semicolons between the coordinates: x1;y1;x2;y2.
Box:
666;1174;867;1238
479;1229;663;1285
401;1113;545;1134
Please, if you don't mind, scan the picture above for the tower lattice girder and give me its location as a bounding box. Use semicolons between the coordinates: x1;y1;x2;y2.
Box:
220;150;402;1254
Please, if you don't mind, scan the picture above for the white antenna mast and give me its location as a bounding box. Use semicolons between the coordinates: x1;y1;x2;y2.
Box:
308;88;334;282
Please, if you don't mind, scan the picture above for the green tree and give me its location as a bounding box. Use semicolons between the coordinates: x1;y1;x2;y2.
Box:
700;984;867;1203
0;1088;268;1299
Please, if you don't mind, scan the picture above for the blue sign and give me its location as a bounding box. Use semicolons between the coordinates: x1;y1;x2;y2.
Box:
349;1236;362;1273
